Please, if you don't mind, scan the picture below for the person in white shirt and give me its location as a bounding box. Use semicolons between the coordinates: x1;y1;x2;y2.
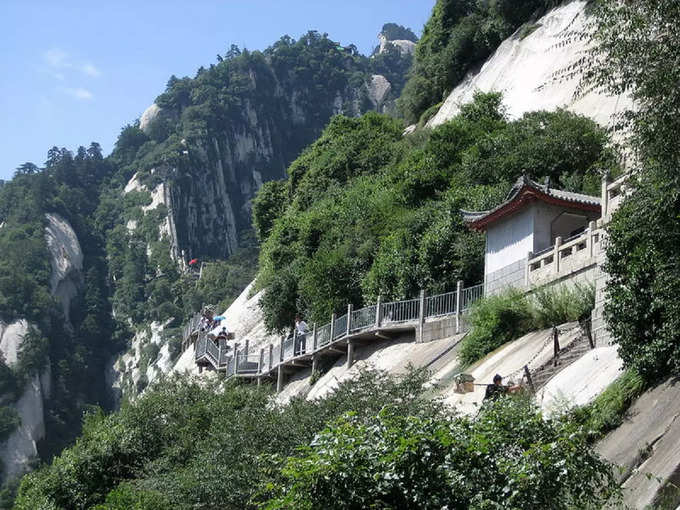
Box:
294;315;309;355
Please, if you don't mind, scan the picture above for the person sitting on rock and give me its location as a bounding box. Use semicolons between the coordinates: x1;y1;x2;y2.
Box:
484;374;522;402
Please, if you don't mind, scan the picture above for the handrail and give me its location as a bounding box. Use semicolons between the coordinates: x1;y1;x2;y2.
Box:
197;283;485;379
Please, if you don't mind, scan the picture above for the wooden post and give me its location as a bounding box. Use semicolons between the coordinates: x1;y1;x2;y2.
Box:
276;365;284;393
524;365;535;394
329;313;336;342
346;304;353;336
347;340;354;369
553;327;560;367
455;280;463;334
312;323;318;351
418;289;426;343
375;296;382;328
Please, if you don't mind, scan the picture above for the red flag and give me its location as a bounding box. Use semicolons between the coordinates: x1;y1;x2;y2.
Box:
189;258;198;266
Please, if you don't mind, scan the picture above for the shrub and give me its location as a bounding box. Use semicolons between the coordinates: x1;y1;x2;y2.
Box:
263;397;618;510
459;289;534;366
530;283;595;329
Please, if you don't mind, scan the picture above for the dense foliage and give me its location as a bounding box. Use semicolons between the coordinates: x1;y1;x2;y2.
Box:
255;92;615;331
585;0;680;381
398;0;563;123
14;371;618;509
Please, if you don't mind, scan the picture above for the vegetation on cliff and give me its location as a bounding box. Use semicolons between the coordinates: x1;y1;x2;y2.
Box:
398;0;564;123
255;92;615;331
587;0;680;383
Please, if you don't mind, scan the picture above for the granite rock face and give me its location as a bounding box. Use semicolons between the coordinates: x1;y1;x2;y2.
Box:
427;1;632;131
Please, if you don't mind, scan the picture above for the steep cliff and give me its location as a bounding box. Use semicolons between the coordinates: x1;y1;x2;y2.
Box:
0;214;82;484
427;1;633;130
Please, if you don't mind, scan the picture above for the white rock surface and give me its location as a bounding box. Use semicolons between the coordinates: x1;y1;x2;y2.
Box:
0;373;50;481
538;345;622;416
0;320;29;367
427;1;633;130
44;213;83;322
378;34;416;55
139;103;161;134
368;75;392;108
437;324;582;415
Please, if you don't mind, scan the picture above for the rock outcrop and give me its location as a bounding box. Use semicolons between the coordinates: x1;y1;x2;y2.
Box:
0;213;82;482
378;33;415;55
44;213;83;324
427;1;633;130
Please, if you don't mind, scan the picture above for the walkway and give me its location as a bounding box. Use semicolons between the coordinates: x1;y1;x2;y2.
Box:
192;282;484;390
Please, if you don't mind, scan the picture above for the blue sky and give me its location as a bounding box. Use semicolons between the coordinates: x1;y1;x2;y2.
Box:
0;1;434;181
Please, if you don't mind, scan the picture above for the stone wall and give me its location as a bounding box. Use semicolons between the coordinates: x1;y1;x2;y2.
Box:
484;258;527;296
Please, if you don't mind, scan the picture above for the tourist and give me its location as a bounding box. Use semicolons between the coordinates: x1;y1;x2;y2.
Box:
483;374;521;401
294;314;309;355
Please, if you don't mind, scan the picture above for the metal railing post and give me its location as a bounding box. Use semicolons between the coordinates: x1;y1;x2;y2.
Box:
312;323;318;351
279;336;285;362
455;280;463;334
524;365;535;394
329;313;336;342
234;343;240;373
375;296;382;328
346;304;353;336
418;290;425;343
268;343;273;370
258;348;264;374
245;339;249;355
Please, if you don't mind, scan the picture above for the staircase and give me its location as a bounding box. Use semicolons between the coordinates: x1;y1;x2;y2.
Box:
529;333;593;390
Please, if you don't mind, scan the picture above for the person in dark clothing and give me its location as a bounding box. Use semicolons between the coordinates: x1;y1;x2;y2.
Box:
484;374;521;401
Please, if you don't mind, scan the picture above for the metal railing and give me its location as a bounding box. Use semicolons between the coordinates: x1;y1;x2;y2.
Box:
461;284;483;312
381;298;419;324
350;305;377;332
198;282;486;379
316;323;331;348
425;291;457;318
333;314;348;340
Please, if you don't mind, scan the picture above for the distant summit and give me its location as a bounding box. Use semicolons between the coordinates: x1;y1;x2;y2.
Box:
375;23;418;56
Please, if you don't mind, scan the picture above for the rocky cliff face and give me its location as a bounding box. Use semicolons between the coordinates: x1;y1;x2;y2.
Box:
427;1;632;131
0;214;82;482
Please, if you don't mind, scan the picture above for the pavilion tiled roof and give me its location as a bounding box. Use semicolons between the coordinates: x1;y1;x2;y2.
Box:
461;175;601;231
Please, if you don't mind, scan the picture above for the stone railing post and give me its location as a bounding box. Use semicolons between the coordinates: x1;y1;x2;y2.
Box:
588;221;596;258
234;343;240;373
455;280;463;334
554;236;562;274
601;174;611;218
375;296;382;328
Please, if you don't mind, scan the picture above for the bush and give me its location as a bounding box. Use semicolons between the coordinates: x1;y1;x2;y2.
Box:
459;289;534;366
263;397;618;510
530;283;595;329
0;406;21;443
